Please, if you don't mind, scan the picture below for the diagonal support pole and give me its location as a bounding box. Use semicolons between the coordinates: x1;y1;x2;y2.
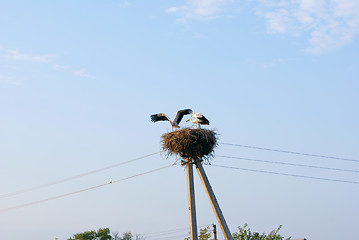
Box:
186;159;198;240
194;161;233;240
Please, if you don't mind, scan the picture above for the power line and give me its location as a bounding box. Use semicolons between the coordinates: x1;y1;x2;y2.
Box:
220;142;359;163
0;152;160;199
210;164;359;185
216;155;359;173
0;163;174;213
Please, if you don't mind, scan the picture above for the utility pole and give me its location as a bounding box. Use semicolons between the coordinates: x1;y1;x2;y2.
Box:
213;224;217;240
186;159;198;240
195;162;233;240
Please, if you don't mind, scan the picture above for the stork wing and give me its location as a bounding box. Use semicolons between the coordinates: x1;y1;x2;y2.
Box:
198;115;209;125
194;113;209;125
173;109;192;124
150;113;170;122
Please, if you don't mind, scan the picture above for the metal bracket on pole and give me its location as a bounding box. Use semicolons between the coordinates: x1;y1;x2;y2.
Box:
213;224;218;240
186;159;198;240
194;162;233;240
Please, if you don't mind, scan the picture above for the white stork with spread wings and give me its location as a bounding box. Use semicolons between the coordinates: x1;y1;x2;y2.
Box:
186;112;210;128
151;109;192;130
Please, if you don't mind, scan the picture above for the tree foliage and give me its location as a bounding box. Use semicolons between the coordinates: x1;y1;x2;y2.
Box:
198;227;212;240
185;226;213;240
67;229;143;240
184;224;291;240
68;228;111;240
114;231;143;240
232;224;291;240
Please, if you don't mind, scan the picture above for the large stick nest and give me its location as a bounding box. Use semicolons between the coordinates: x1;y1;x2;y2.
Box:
161;127;218;161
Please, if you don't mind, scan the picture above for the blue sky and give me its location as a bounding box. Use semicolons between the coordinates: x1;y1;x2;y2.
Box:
1;1;358;239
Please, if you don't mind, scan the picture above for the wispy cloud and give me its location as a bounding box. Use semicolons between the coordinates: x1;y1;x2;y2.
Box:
52;64;68;71
166;0;235;21
263;57;293;68
121;1;131;7
0;75;21;86
0;46;55;63
257;0;359;53
73;69;96;79
0;44;96;79
6;49;55;63
53;64;96;79
166;0;359;53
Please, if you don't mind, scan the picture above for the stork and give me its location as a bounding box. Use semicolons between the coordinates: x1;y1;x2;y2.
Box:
151;109;192;130
186;112;209;128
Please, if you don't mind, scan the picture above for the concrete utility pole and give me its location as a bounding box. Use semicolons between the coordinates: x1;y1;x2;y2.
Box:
186;160;198;240
195;162;233;240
